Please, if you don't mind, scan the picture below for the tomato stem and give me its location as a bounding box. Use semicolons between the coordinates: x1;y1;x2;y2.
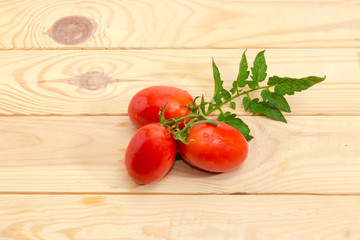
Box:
205;85;270;115
159;85;271;144
159;104;219;144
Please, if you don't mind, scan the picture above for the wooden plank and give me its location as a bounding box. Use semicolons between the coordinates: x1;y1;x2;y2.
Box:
0;49;359;116
1;194;360;239
0;0;359;49
0;116;359;194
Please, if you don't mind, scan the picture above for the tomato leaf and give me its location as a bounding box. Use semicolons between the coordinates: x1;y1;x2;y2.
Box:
218;112;253;141
237;50;250;87
246;80;258;90
212;59;233;105
230;102;236;110
247;98;287;123
230;81;238;94
230;50;249;94
212;58;223;99
268;75;326;95
242;96;251;110
249;50;267;89
200;94;207;113
261;89;291;112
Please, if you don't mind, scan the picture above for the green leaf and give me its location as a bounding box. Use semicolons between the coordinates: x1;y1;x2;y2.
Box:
260;89;270;101
200;94;207;113
230;102;236;110
211;58;233;105
213;89;231;104
242;96;251;110
230;50;250;94
245;134;254;141
261;89;291;112
248;98;287;122
237;50;250;88
268;75;326;96
212;58;223;98
251;50;267;85
246;80;258;90
217;112;226;121
230;81;238;94
222;89;231;100
218;112;253;141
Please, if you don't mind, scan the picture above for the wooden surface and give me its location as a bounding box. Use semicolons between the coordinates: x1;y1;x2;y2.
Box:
0;0;360;239
1;195;360;239
1;116;360;194
0;49;359;116
0;0;359;49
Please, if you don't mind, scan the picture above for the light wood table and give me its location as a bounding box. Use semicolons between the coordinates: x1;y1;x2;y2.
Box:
1;0;359;239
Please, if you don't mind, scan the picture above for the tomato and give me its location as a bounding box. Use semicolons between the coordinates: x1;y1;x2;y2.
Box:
178;121;248;172
125;123;177;184
128;86;194;128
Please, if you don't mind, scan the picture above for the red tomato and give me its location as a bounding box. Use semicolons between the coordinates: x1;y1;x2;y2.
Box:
128;86;194;128
178;121;248;173
125;123;177;184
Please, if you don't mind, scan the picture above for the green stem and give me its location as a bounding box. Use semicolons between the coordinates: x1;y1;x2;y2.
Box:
191;119;219;127
205;85;270;115
161;113;198;125
159;84;272;144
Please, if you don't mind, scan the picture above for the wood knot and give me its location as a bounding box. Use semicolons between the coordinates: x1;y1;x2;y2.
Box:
50;16;96;45
69;71;111;90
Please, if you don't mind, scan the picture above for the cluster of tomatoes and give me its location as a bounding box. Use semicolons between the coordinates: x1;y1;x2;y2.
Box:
125;86;248;184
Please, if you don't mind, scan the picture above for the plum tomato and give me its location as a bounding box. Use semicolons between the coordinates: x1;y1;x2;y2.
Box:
128;86;194;128
125;123;177;184
178;121;248;173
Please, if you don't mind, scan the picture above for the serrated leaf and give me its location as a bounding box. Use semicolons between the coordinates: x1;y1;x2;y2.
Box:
269;93;291;113
217;112;253;141
252;98;260;103
268;75;326;96
248;99;287;122
261;89;270;101
212;58;223;98
214;89;232;105
217;112;225;121
247;80;258;90
245;135;254;141
213;95;222;104
222;89;231;100
251;50;267;84
261;89;291;112
242;96;251;110
200;94;207;113
230;102;236;110
237;50;250;88
230;81;238;94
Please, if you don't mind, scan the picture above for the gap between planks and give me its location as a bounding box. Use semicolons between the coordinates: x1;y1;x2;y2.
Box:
2;47;360;51
0;192;360;196
0;47;359;51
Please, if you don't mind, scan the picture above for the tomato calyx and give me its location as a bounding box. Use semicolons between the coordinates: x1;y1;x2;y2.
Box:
159;102;219;145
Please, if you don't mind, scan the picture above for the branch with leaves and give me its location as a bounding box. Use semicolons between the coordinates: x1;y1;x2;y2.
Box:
160;50;325;142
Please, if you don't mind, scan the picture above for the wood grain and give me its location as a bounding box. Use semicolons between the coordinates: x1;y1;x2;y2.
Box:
1;194;360;240
0;49;359;116
1;0;359;236
0;0;359;49
0;116;359;194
